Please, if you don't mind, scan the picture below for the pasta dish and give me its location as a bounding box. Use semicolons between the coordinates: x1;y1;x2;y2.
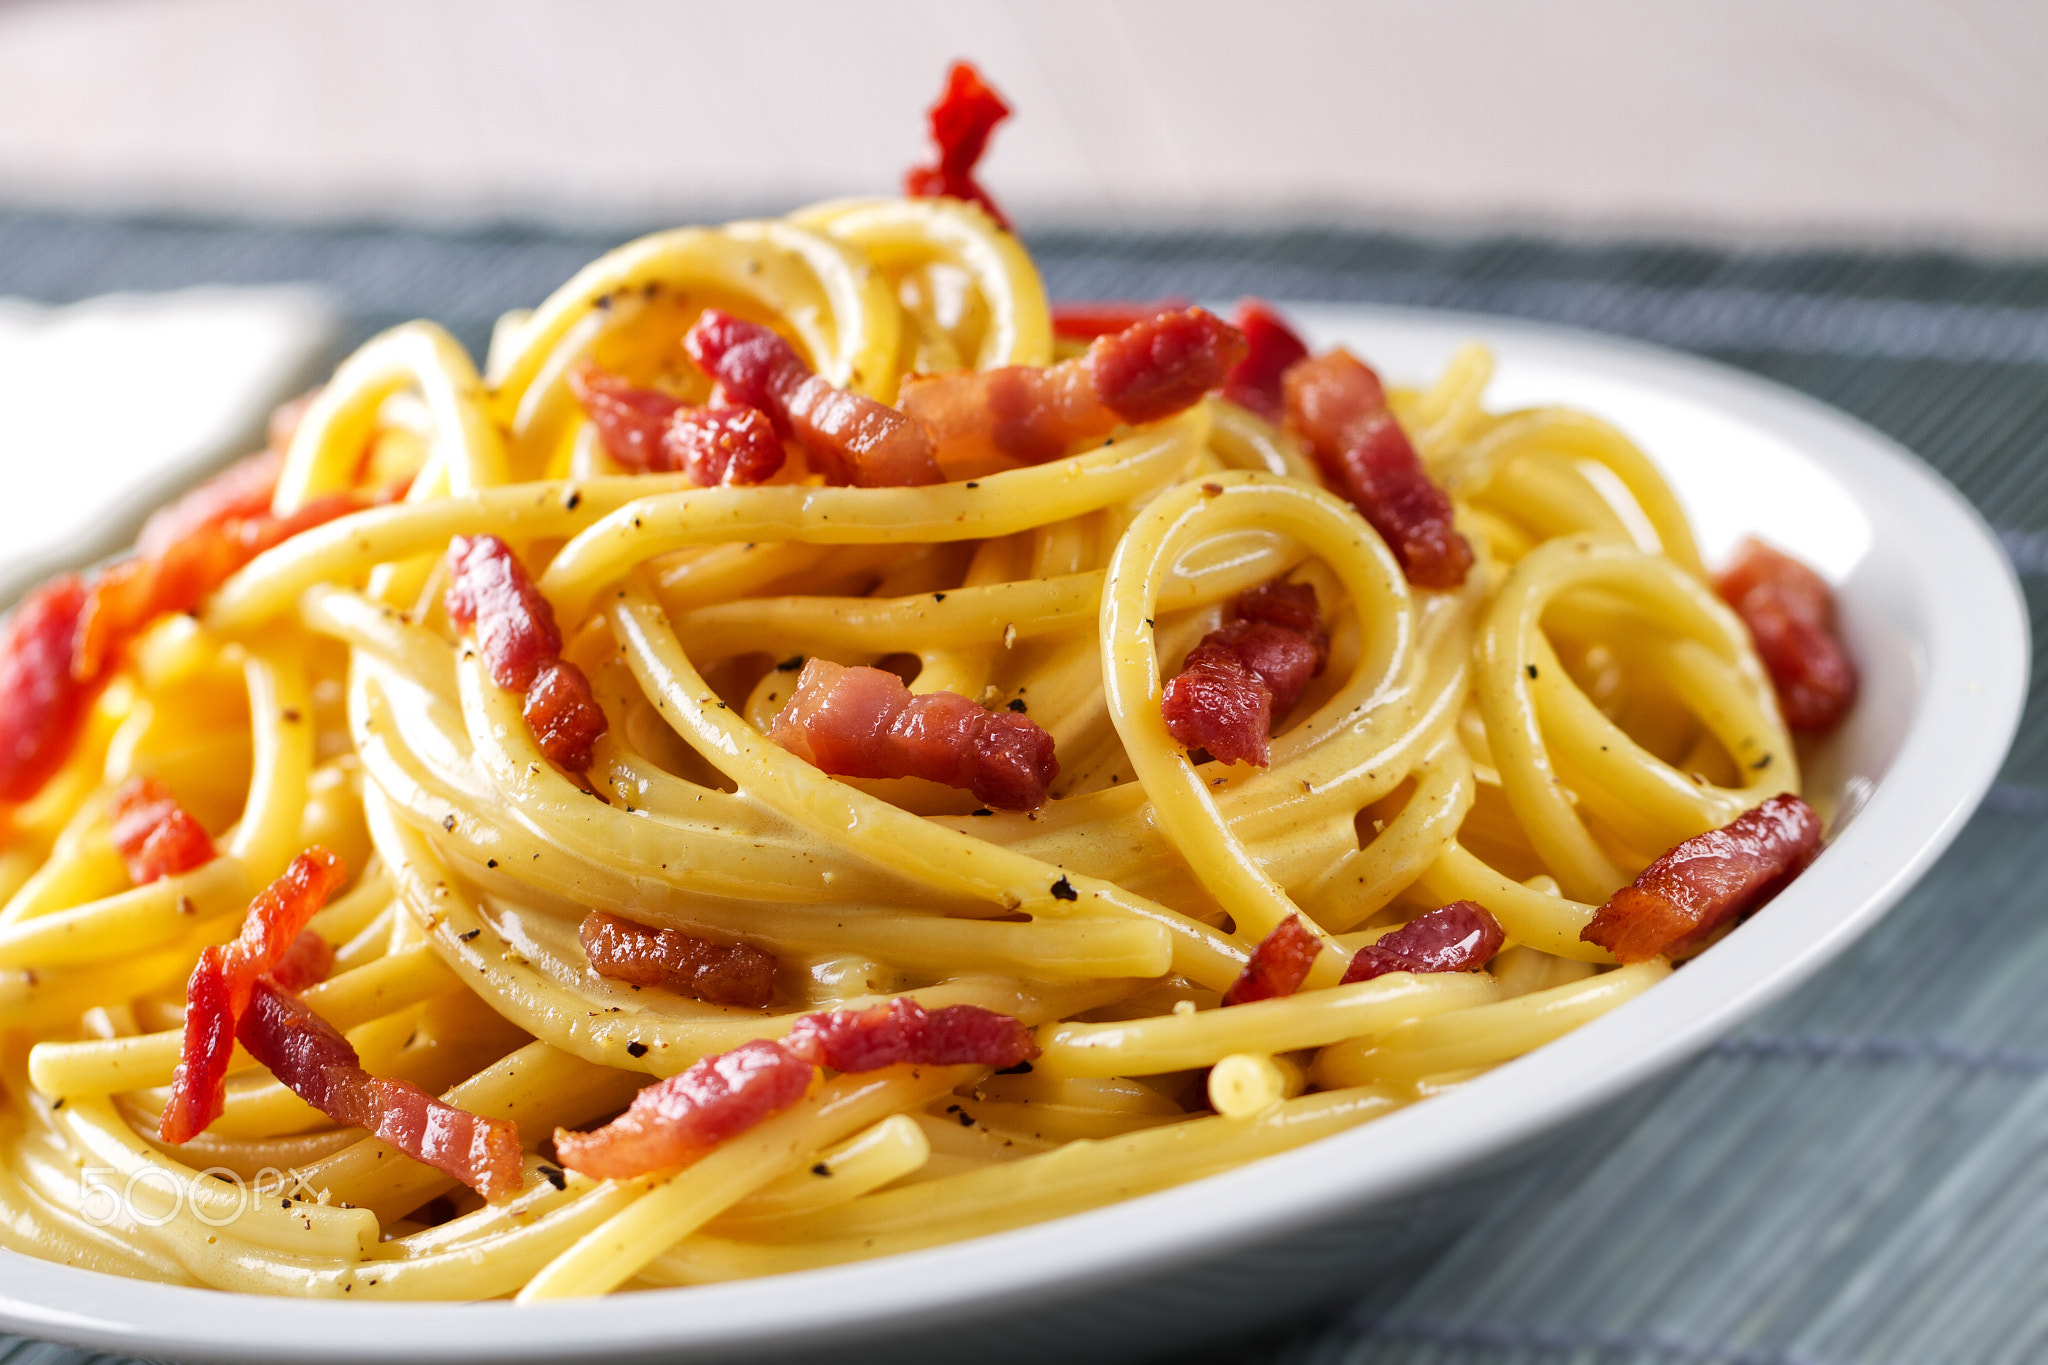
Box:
0;63;1855;1301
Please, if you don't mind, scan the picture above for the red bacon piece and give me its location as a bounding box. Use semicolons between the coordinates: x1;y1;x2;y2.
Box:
444;534;562;692
160;847;347;1145
579;910;775;1008
240;979;522;1199
553;1038;815;1180
903;60;1014;231
782;997;1039;1073
137;449;283;561
1283;350;1473;590
1223;915;1323;1006
107;775;216;884
1341;901;1505;985
899;308;1247;473
523;660;609;772
77;458;378;681
1715;539;1857;734
444;535;609;773
1162;578;1329;768
1051;299;1191;340
566;361;682;473
683;311;940;488
268;929;335;993
0;575;92;804
667;406;786;487
566;361;785;487
1582;793;1821;964
1221;300;1311;423
769;659;1058;810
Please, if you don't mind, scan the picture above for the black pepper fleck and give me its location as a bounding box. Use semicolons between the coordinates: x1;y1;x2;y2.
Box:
777;656;805;672
1049;876;1078;901
1527;664;1539;679
538;1164;567;1191
626;1041;649;1058
1007;698;1027;713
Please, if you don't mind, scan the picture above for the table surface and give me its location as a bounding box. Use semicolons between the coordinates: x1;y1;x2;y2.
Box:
0;210;2044;1365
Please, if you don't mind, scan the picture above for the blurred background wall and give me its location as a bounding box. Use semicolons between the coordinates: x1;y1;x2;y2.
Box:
0;0;2042;250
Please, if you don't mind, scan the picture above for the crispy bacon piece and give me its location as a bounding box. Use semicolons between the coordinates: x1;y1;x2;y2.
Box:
666;406;786;486
1342;901;1506;985
240;979;522;1199
1283;350;1473;589
900;308;1247;473
903;60;1014;231
1715;539;1857;734
107;775;215;884
683;310;940;488
1223;915;1323;1006
0;575;92;803
1582;793;1821;964
768;659;1058;810
76;455;379;680
0;434;389;807
523;660;609;773
444;535;609;772
268;929;335;993
553;1038;815;1180
1221;300;1311;423
579;910;775;1008
566;361;681;473
1162;578;1329;768
782;997;1039;1073
566;361;786;486
160;847;347;1145
444;534;562;691
1051;299;1191;340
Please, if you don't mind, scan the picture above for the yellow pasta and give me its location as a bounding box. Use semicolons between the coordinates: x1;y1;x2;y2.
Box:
0;191;1807;1302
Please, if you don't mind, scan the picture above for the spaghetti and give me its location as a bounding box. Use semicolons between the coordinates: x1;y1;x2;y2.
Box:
0;63;1851;1302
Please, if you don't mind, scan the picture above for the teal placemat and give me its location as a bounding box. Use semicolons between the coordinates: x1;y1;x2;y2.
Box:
0;212;2041;1365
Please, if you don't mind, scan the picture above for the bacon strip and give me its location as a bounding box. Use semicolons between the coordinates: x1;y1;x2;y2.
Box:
1222;915;1322;1006
683;310;940;488
160;847;347;1145
1162;578;1329;768
1283;350;1473;589
552;997;1036;1180
1715;539;1857;734
782;997;1040;1073
903;60;1014;231
1051;299;1190;340
444;535;608;772
900;308;1247;474
0;404;392;808
268;929;335;993
0;575;92;803
1341;901;1505;984
76;452;382;681
553;1038;815;1180
579;910;775;1008
240;979;522;1200
769;659;1058;810
1581;793;1821;964
1221;300;1310;423
566;361;785;487
107;775;215;885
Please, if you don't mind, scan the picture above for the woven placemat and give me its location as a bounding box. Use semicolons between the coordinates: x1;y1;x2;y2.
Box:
0;211;2041;1365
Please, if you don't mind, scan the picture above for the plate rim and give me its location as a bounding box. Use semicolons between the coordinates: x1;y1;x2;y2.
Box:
0;301;2027;1363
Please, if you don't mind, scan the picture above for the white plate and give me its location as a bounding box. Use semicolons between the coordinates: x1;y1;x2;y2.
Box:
0;304;2026;1364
